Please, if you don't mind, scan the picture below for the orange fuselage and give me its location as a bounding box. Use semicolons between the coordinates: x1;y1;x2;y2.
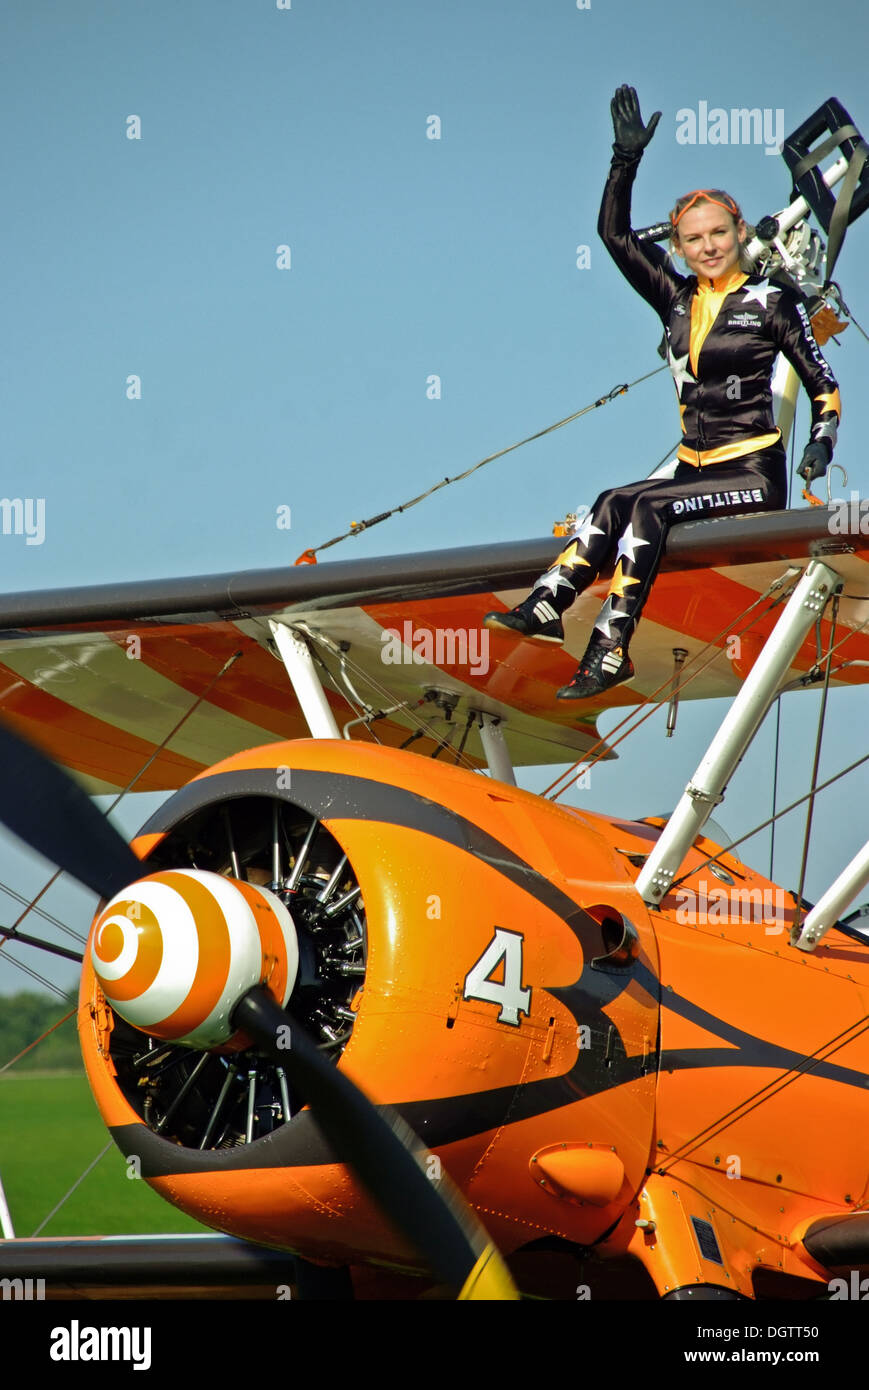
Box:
79;740;869;1295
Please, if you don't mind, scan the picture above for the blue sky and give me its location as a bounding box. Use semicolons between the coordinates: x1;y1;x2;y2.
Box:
1;0;869;998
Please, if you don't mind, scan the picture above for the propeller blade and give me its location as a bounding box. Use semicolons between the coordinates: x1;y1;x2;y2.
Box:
0;720;516;1295
233;987;518;1299
0;720;144;900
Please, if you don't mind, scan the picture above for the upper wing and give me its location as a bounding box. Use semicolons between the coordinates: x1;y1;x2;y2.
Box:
0;505;866;791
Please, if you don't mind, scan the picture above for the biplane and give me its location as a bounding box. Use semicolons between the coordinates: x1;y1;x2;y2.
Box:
2;97;869;1302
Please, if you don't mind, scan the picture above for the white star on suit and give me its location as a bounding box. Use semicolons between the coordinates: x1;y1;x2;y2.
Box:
537;565;576;598
573;514;604;550
667;344;695;398
593;596;630;640
616;522;650;566
742;278;780;309
812;417;838;444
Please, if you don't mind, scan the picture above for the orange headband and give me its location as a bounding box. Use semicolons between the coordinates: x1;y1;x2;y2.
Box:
670;189;741;228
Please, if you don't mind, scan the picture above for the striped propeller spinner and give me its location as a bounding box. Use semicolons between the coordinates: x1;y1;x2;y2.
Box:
90;868;299;1048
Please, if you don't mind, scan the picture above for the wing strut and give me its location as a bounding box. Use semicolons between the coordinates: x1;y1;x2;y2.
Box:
269;620;341;738
792;840;869;952
0;1171;15;1238
637;560;843;905
478;714;517;786
268;620;521;784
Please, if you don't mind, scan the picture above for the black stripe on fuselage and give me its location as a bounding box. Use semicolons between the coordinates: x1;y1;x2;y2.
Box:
115;766;651;1176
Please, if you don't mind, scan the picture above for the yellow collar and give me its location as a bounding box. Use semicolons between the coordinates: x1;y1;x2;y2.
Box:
696;266;747;294
688;266;750;376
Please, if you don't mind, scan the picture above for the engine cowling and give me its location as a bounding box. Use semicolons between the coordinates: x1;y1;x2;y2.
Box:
79;739;659;1272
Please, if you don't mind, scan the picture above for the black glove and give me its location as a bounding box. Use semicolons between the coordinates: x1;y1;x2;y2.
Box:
797;441;831;484
611;84;661;155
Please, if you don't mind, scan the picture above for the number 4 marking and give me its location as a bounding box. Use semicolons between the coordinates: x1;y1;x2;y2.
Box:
463;928;531;1027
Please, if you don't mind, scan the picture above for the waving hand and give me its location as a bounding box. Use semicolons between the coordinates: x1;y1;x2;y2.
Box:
611;85;661;153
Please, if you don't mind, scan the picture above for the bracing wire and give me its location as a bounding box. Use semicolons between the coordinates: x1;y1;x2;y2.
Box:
0;884;86;945
655;1011;869;1179
668;746;869;891
0;651;244;964
792;595;839;934
290;623;486;776
543;570;801;801
0;1007;76;1075
298;367;669;560
31;1144;114;1238
0;950;70;1000
770;419;800;876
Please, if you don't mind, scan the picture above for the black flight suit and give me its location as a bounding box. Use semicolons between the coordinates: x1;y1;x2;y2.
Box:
531;145;841;655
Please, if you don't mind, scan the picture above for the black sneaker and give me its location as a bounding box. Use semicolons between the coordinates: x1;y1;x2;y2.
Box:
556;643;634;699
484;595;565;644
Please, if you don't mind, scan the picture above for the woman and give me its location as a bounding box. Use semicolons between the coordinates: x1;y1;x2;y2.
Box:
484;85;841;700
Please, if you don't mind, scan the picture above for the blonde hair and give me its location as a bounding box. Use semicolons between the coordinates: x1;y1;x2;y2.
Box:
669;190;755;273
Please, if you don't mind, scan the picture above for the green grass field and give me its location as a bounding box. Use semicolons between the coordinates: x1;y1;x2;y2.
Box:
0;1073;206;1238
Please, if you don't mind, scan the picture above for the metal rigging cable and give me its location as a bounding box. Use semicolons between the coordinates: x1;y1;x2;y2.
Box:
294;367;669;562
769;415;800;878
0;651;243;965
655;1011;869;1180
543;568;802;801
792;594;839;936
668;746;869;891
0;1007;76;1076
